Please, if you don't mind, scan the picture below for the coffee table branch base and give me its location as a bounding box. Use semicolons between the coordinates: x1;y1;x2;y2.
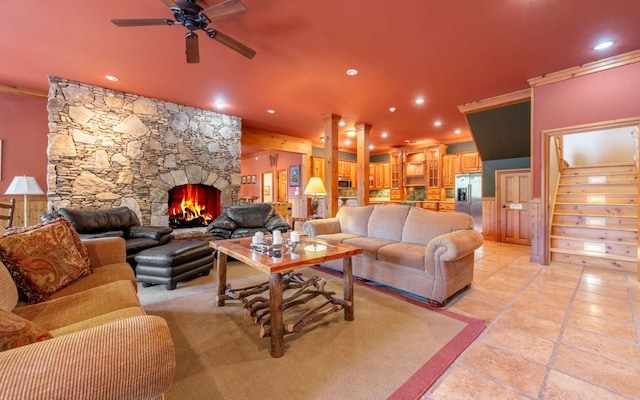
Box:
223;272;351;339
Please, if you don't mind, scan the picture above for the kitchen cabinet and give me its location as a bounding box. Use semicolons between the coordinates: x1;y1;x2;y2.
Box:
369;162;390;189
349;162;358;189
460;152;481;172
404;149;426;186
312;156;324;179
389;151;403;200
442;154;460;188
338;161;352;177
426;145;446;189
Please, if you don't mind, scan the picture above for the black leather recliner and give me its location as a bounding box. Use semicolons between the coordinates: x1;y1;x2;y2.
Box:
48;206;173;267
207;203;291;240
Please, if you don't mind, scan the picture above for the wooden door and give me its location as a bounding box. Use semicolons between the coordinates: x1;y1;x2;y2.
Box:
498;169;531;245
277;169;287;202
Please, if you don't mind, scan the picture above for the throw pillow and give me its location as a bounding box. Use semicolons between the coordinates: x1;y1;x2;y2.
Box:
0;309;52;351
0;218;91;304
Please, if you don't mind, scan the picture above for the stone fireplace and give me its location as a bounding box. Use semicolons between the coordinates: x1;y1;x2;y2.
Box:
46;77;241;226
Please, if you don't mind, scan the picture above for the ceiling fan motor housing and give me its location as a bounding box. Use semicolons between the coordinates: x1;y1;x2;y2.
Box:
173;0;210;31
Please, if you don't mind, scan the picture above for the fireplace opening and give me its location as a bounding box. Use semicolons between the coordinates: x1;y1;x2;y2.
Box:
168;184;221;229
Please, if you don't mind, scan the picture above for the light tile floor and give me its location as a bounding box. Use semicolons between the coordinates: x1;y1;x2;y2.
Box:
425;241;640;400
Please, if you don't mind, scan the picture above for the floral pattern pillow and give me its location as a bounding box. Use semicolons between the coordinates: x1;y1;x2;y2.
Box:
0;309;52;351
0;218;91;304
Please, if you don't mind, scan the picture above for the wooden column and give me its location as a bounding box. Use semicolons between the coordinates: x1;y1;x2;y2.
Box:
322;114;341;217
356;123;371;206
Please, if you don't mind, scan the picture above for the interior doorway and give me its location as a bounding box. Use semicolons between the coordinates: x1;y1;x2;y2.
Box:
262;172;273;203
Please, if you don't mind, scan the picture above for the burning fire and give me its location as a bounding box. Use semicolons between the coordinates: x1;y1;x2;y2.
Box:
169;185;214;227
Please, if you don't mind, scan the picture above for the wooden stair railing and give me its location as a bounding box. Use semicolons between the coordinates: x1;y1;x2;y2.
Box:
550;162;638;275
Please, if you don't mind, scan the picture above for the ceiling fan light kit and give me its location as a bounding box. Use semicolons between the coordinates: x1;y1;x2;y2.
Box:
111;0;256;63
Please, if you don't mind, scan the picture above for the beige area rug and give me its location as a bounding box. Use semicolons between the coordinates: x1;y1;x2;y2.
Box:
138;263;484;400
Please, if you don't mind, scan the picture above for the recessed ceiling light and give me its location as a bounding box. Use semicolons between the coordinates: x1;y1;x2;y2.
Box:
415;98;425;105
346;68;359;76
369;145;374;150
381;132;388;138
105;75;119;81
345;139;351;145
593;41;614;50
267;109;276;114
434;120;442;127
338;120;346;126
389;107;397;113
345;129;356;137
214;102;225;109
454;129;461;134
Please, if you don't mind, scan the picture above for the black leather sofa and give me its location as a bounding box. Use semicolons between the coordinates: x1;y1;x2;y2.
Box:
207;203;291;240
46;207;173;267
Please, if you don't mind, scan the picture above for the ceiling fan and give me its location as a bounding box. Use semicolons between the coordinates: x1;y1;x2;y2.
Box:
111;0;256;63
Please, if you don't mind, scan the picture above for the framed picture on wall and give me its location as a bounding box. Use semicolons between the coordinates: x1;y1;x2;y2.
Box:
242;175;247;184
264;186;270;196
289;165;300;187
251;175;256;184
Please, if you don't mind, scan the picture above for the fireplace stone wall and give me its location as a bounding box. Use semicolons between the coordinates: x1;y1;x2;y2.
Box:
46;77;241;226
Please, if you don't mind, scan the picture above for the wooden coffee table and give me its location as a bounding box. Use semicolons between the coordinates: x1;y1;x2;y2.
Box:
210;236;362;358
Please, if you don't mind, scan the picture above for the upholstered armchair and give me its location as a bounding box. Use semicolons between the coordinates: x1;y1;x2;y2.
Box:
207;203;291;240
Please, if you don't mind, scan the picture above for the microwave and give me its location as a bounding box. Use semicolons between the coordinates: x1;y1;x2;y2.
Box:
338;177;352;188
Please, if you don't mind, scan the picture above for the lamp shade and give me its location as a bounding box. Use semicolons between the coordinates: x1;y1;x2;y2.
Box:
303;177;327;196
4;176;44;195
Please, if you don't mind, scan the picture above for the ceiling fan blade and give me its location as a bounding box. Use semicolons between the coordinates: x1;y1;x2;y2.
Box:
201;0;248;22
159;0;179;9
111;18;174;27
206;29;256;59
186;34;200;63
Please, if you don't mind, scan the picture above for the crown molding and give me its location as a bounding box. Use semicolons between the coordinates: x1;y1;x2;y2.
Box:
0;84;48;98
457;88;531;114
528;49;640;87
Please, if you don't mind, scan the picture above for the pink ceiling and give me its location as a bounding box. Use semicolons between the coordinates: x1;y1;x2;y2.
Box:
1;0;639;153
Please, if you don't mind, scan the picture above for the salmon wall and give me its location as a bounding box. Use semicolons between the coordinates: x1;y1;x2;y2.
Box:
0;93;48;194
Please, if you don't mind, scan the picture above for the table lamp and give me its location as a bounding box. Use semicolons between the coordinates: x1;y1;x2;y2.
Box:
304;177;326;218
4;176;44;227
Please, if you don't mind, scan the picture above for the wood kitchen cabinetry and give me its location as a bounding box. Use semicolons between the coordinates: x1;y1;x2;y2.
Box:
389;151;403;200
404;150;426;186
442;154;460;188
426;145;446;200
312;156;324;179
369;162;390;189
460;152;481;172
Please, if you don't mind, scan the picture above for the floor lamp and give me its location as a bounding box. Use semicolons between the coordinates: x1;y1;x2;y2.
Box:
4;176;44;227
304;177;327;218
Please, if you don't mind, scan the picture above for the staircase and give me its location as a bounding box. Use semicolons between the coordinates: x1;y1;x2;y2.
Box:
550;162;638;273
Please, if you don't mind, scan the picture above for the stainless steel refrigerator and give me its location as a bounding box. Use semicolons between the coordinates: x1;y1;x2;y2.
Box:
455;173;482;232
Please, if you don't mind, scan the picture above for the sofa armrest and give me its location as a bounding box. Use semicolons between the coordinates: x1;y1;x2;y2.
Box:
426;229;484;264
128;226;173;240
303;218;341;237
0;315;175;400
81;237;127;268
207;214;237;233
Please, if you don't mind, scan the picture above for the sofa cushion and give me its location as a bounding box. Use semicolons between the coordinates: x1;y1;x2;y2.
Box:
128;226;173;240
367;205;411;241
377;242;427;271
48;263;136;300
315;232;362;243
58;206;135;234
13;280;140;331
402;207;474;245
0;309;52;351
125;237;162;255
0;219;92;304
336;205;374;236
342;236;397;259
0;262;18;311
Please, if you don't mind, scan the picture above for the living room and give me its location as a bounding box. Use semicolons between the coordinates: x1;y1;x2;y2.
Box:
1;1;640;398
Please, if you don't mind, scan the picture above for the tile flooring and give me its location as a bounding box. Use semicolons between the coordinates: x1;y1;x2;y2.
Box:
425;241;640;399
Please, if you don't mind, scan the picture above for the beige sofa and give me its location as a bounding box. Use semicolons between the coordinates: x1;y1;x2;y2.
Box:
0;237;176;399
303;204;484;306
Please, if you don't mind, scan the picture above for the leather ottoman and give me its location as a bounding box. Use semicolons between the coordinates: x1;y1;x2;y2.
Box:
135;241;214;290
